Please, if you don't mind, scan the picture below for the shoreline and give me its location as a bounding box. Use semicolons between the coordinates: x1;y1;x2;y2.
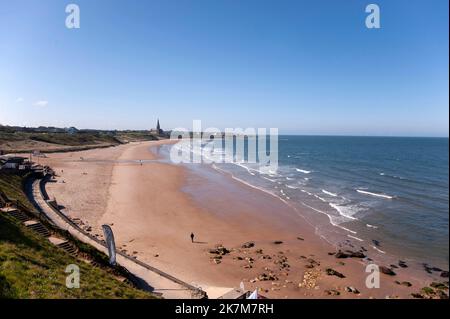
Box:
41;141;444;298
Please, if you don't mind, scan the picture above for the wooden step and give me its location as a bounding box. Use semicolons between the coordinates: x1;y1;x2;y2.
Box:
57;241;78;256
25;221;51;237
9;209;31;223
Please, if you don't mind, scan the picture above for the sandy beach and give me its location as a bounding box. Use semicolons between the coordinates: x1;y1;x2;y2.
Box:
41;140;434;299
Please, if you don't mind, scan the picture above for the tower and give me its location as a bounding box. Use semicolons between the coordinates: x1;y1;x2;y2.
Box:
156;119;162;135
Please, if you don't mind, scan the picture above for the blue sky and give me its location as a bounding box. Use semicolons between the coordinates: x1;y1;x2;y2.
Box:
0;0;448;136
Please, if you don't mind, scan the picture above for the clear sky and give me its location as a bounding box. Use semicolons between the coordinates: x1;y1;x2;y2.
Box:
0;0;448;136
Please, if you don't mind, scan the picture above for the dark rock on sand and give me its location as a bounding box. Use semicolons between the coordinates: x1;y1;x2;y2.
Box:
335;250;348;258
411;293;424;299
273;241;283;245
430;282;448;290
241;242;255;249
398;260;408;268
421;287;434;295
372;239;381;247
326;268;346;278
401;281;412;287
422;263;442;274
325;289;340;296
209;245;230;255
258;272;278;281
347;250;366;258
334;250;366;259
305;258;320;268
379;266;396;276
441;271;449;278
390;264;399;269
297;237;304;241
345;286;360;294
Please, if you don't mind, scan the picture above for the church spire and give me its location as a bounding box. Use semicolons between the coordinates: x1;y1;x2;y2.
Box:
156;119;160;131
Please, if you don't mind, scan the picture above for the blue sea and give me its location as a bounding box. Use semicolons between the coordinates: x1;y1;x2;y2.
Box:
165;136;449;269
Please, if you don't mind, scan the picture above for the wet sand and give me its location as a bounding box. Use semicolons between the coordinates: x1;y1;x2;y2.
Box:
41;140;440;299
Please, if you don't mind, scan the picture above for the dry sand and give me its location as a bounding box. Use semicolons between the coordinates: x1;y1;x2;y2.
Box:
41;140;432;299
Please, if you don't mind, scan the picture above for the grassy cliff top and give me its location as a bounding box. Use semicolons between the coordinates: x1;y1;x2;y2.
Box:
0;128;160;153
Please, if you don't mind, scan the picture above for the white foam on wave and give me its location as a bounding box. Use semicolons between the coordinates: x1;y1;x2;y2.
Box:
313;194;327;202
371;245;386;254
380;171;407;180
366;224;378;229
300;202;357;234
234;163;256;176
329;203;358;220
286;184;299;189
356;189;394;199
296;168;311;174
262;176;277;183
347;234;364;242
322;189;338;197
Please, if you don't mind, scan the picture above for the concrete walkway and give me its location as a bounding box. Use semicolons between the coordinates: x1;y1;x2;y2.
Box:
30;178;204;299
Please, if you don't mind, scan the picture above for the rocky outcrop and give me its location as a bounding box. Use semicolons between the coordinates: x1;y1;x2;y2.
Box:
325;268;346;278
334;249;366;259
241;242;255;249
379;266;396;276
209;245;230;256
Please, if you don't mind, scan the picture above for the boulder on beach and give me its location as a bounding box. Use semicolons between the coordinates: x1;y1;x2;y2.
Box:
345;286;360;294
334;250;366;259
325;289;340;296
241;241;255;249
209;245;230;256
325;268;345;278
379;266;396;276
430;282;448;290
258;272;278;281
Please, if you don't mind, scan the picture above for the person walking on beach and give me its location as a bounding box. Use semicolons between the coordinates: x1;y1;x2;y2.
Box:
190;232;195;243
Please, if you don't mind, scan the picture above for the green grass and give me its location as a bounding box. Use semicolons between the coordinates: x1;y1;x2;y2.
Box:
0;172;36;212
0;129;161;153
0;174;157;299
27;132;121;146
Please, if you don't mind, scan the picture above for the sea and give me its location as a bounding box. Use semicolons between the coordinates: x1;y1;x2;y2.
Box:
161;136;449;270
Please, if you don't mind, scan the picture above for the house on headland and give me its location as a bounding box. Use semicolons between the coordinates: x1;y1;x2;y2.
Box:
0;156;30;171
